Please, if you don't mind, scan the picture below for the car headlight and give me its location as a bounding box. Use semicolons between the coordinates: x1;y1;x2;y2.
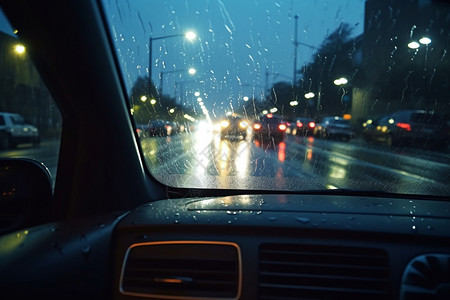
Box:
221;120;230;128
239;121;248;128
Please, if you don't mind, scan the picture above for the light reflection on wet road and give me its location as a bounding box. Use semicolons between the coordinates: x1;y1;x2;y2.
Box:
141;128;450;195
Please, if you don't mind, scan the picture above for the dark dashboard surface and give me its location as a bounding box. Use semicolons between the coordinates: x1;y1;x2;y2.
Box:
114;194;450;300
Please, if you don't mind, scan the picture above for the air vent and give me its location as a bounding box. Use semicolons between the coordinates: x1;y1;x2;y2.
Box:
120;241;241;299
400;254;450;300
258;243;390;299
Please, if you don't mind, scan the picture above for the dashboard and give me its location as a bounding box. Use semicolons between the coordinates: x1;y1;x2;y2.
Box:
112;194;450;300
1;194;450;299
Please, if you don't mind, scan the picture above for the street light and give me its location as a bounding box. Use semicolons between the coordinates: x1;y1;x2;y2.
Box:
150;99;156;105
140;95;147;102
243;96;249;101
334;77;348;86
304;92;315;99
159;68;196;95
408;36;431;49
14;44;25;54
149;31;197;86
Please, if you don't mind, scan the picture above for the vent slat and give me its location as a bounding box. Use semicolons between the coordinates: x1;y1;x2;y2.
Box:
121;242;240;299
260;282;390;295
260;260;387;270
259;271;389;283
259;243;390;299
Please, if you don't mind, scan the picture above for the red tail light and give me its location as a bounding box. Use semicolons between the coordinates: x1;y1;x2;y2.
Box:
278;124;287;131
396;123;411;131
267;113;273;118
309;122;316;128
296;121;303;128
253;123;262;130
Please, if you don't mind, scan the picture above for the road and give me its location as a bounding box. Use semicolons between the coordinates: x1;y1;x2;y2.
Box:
141;128;450;196
0;133;448;196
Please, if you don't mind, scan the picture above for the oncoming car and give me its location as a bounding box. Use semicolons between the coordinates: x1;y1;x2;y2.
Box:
219;115;249;140
0;1;449;300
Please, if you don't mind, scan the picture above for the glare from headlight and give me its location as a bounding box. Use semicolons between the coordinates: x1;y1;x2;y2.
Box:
221;120;230;128
239;121;248;128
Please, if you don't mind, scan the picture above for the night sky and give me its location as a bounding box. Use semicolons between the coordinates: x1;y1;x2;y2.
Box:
98;1;363;116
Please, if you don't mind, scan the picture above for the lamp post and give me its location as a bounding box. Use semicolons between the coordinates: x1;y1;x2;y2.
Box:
159;68;196;96
148;31;196;88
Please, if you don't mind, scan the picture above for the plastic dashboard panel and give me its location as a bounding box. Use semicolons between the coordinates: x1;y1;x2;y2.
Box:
113;194;450;300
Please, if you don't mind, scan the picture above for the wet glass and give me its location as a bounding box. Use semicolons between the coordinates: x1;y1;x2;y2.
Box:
0;7;61;183
102;0;450;196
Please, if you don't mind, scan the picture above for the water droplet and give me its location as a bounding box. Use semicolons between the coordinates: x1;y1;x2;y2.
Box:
256;211;262;215
192;216;197;220
411;225;417;233
174;220;179;224
227;220;232;224
427;226;433;231
174;213;180;217
269;217;277;221
296;217;310;224
227;211;238;215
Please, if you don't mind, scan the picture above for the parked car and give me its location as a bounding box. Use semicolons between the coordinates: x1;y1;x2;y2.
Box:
315;116;355;141
290;117;316;136
362;110;448;149
0;112;40;149
253;114;287;143
219;115;249;140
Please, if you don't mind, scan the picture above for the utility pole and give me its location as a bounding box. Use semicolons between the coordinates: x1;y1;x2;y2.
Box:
293;15;299;87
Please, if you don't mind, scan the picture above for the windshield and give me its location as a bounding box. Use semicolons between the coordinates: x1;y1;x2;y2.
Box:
102;0;449;197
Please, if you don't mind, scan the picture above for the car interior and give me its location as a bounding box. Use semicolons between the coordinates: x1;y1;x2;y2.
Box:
0;1;449;300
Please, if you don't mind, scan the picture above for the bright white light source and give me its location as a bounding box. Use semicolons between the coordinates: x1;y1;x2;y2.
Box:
194;91;201;97
188;68;196;75
262;110;268;114
270;107;278;113
304;92;315;99
14;44;25;54
185;31;197;40
334;77;348;85
408;41;420;49
243;96;249;101
419;37;431;45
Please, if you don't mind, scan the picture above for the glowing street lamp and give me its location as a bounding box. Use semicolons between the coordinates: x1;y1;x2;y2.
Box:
408;41;420;49
419;37;431;45
304;92;315;99
243;96;249;101
149;31;197;86
150;99;156;105
140;95;147;102
14;44;25;54
160;68;196;95
334;77;348;86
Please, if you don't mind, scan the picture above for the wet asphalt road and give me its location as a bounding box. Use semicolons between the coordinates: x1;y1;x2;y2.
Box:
141;128;450;196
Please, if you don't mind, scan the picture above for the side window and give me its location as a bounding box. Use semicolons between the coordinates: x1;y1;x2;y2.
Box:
0;7;61;182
